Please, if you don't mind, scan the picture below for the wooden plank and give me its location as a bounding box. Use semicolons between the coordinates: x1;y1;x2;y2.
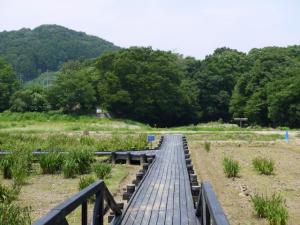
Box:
137;144;171;225
121;151;162;225
119;135;200;225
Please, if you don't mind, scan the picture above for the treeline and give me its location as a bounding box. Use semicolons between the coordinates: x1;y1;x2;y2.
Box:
0;25;119;81
0;46;299;127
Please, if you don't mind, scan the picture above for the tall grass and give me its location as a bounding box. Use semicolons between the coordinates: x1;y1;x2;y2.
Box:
0;183;20;204
62;159;78;178
0;132;148;152
0;147;32;185
39;152;65;174
0;202;31;225
79;175;96;190
252;157;275;175
93;163;112;179
251;193;288;225
222;156;241;178
0;183;30;225
204;141;211;152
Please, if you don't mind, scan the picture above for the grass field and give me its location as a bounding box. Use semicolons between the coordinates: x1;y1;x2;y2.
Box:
0;112;298;224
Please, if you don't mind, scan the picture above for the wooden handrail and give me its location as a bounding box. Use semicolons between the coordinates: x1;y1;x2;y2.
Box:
196;181;230;225
33;180;122;225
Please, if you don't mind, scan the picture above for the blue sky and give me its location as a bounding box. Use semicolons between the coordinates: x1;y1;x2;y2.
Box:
1;0;299;58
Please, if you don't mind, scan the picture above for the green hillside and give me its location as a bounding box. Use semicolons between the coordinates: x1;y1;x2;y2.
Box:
0;25;120;81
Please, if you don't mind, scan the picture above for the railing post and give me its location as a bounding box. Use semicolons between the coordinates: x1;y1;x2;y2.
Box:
93;190;104;225
202;191;206;225
111;152;116;164
195;185;202;217
82;200;87;225
205;204;211;225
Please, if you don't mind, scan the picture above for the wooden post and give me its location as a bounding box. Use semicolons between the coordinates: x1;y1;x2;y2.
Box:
93;191;104;225
111;152;116;164
82;200;87;225
140;154;147;164
126;153;131;165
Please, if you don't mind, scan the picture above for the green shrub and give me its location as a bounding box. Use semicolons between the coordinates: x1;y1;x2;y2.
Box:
0;149;32;186
93;163;112;179
79;175;96;202
0;155;14;179
0;202;31;225
62;159;78;178
251;193;288;225
62;149;94;178
204;141;211;152
68;149;94;175
222;156;240;178
11;161;28;186
0;183;19;203
39;152;64;174
251;193;269;218
252;157;275;175
79;175;96;190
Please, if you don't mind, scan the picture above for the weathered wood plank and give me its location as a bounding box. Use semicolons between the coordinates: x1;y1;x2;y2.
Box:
118;135;200;225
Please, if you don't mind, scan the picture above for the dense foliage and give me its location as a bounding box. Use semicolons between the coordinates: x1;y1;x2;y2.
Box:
0;25;119;81
0;40;299;127
95;47;200;126
0;58;20;111
230;46;300;127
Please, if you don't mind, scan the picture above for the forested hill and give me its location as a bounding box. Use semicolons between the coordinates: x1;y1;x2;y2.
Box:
0;25;119;81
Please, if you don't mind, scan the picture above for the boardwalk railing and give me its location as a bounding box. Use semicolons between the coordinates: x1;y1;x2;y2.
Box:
33;180;122;225
196;182;230;225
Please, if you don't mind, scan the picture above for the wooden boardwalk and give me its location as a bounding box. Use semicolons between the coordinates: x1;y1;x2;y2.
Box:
118;134;200;225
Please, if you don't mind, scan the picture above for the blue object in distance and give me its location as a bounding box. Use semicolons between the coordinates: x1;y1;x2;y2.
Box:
285;130;289;142
147;135;155;142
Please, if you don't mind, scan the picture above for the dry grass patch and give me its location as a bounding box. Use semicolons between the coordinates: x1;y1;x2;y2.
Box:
1;164;139;223
189;137;300;225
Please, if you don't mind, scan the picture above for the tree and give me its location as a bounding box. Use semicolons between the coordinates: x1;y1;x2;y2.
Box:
0;58;19;112
230;46;300;127
267;72;300;127
47;65;97;113
195;48;247;121
10;87;49;112
95;47;201;126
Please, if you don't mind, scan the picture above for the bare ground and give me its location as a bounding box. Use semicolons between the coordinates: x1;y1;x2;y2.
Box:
189;139;300;225
1;164;140;224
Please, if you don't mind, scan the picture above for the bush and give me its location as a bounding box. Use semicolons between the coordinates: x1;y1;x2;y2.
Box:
68;149;94;175
11;161;28;186
62;159;78;178
79;175;96;202
0;155;14;179
222;156;240;178
79;175;96;190
0;183;19;204
0;202;31;225
251;193;288;225
0;149;32;185
39;152;64;174
93;163;112;179
252;157;275;175
204;141;211;152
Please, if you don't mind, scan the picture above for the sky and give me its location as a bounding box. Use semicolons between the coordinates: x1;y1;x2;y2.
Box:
1;0;300;59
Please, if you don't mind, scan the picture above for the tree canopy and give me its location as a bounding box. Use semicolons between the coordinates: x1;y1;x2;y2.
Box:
0;58;20;111
95;47;200;126
0;42;299;128
0;25;119;81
